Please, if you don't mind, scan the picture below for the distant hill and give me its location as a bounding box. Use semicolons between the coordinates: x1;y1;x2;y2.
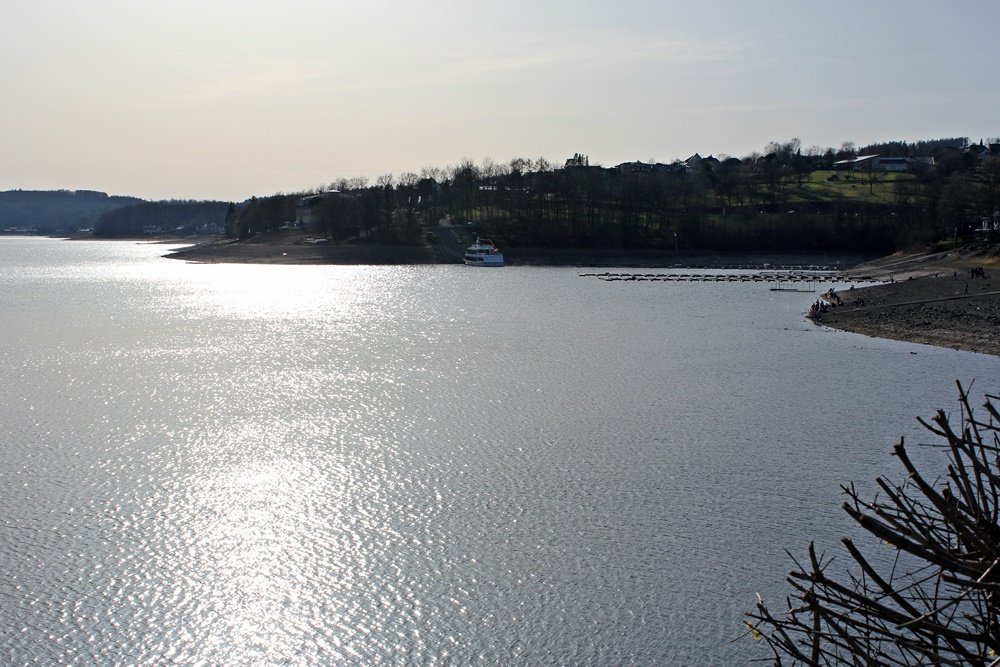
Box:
93;200;230;237
0;190;143;234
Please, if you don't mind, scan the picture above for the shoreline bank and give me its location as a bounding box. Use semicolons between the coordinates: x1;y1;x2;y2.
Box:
161;229;873;269
162;231;999;357
814;271;1000;357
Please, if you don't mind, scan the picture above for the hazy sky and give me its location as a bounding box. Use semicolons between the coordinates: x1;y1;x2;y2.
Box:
2;1;998;201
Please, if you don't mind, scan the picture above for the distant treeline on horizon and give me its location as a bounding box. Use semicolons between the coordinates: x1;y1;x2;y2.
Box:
3;135;998;254
0;190;229;236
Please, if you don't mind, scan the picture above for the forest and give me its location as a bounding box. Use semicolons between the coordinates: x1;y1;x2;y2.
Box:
226;136;1000;255
0;190;142;234
93;200;229;237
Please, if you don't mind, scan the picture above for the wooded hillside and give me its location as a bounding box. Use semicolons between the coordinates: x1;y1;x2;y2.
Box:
226;137;1000;254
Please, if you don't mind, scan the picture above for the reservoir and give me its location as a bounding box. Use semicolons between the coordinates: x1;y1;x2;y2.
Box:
1;237;996;664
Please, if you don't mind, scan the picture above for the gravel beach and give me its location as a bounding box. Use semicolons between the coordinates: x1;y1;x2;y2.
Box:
817;267;1000;357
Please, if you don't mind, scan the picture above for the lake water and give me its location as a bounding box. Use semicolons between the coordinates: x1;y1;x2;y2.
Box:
1;237;997;665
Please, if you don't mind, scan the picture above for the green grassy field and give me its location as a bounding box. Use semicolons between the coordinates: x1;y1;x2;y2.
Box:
791;169;911;204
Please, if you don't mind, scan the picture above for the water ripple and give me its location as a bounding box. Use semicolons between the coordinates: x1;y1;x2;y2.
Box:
1;239;997;663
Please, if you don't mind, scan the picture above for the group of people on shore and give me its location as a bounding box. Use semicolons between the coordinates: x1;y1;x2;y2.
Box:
807;300;829;319
807;287;865;320
808;288;841;320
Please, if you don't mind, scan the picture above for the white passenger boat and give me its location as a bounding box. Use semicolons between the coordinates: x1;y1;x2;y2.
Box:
464;238;504;266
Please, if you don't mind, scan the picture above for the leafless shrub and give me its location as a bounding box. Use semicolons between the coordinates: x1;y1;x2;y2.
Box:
748;381;1000;665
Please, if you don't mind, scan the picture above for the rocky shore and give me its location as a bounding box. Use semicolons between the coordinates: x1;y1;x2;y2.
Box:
816;249;1000;356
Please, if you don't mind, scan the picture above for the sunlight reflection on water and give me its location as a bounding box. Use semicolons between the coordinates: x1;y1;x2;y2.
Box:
1;238;997;664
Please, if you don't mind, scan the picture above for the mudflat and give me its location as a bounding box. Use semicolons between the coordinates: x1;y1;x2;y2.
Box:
166;231;439;264
817;271;1000;356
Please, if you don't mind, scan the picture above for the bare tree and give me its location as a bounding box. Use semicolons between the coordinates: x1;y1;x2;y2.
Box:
509;157;531;177
838;141;858;160
748;381;1000;665
420;166;444;182
398;172;419;188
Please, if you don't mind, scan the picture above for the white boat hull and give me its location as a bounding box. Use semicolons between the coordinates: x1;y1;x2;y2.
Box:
464;254;504;266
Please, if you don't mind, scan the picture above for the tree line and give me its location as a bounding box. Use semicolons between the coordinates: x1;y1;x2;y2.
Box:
93;200;230;237
0;190;142;234
225;136;1000;254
